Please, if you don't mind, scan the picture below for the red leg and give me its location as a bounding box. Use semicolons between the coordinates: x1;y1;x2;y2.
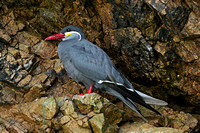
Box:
79;84;93;95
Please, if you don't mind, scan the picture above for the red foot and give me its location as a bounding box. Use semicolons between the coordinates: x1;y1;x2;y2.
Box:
79;84;93;95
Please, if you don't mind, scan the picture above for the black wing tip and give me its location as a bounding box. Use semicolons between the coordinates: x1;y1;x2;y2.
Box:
100;81;163;121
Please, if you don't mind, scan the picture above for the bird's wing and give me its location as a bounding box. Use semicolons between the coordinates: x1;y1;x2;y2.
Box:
69;40;123;83
135;90;168;105
68;40;168;120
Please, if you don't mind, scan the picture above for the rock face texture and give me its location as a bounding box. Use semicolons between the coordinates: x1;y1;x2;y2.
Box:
0;0;199;132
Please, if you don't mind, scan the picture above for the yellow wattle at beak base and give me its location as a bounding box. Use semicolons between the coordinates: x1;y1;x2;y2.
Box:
65;33;72;37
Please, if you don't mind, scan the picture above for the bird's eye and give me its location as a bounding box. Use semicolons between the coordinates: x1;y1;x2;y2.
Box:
66;28;71;32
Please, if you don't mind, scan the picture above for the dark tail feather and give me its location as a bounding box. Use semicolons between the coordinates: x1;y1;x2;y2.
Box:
104;85;148;121
101;82;162;116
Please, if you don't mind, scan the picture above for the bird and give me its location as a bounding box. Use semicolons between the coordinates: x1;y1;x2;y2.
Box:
45;25;168;121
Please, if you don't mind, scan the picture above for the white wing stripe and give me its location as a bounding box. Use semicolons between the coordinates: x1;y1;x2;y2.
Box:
98;80;124;86
98;80;135;92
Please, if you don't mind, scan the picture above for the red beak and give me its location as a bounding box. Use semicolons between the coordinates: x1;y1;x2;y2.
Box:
45;33;65;40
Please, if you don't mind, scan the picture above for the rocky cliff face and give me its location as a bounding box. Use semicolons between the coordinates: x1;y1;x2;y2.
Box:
0;0;199;132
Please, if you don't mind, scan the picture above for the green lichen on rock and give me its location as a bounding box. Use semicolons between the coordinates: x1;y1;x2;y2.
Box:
89;113;105;133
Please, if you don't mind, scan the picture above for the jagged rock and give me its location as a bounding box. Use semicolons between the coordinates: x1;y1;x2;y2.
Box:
23;84;44;102
161;107;198;132
118;103;198;132
20;97;58;121
73;93;124;132
0;97;58;132
33;40;57;59
60;100;79;119
0;87;199;132
0;29;11;42
60;115;71;125
60;93;123;132
44;69;57;87
15;31;40;47
183;12;200;36
17;74;32;87
62;119;91;133
119;122;184;133
41;97;58;120
0;125;9;133
1;11;21;35
73;93;104;114
89;113;105;133
176;40;199;62
27;73;48;88
0;81;23;104
104;27;156;80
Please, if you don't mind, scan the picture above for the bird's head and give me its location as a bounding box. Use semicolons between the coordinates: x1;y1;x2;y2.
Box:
45;25;86;41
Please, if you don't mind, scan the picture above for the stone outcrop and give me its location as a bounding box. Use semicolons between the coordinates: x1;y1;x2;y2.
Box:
0;93;124;132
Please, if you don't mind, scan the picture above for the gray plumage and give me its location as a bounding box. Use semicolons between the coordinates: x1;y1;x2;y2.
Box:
47;25;168;121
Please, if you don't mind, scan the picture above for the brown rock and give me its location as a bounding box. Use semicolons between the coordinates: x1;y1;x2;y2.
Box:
5;53;17;66
15;31;40;47
7;47;20;57
74;93;123;132
81;117;90;128
0;81;23;104
27;77;43;89
73;94;103;114
176;40;199;62
61;115;71;125
0;127;9;133
145;0;169;15
33;40;57;59
17;75;32;87
37;72;48;82
146;0;190;30
23;85;43;102
14;70;28;83
21;97;58;121
1;11;14;26
95;2;115;30
5;20;18;35
62;120;91;133
42;97;58;120
0;29;11;42
60;100;79;119
32;59;62;75
161;107;198;132
183;12;200;36
0;11;25;36
0;97;57;132
44;69;57;87
154;42;171;56
18;42;31;54
119;122;184;133
89;113;105;133
16;21;25;31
